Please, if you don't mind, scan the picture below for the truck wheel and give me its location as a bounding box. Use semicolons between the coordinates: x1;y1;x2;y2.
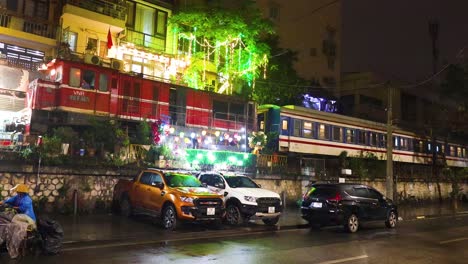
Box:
120;197;132;217
226;204;244;225
262;216;280;226
162;205;181;231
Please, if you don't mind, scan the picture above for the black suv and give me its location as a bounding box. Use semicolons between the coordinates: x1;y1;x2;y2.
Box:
301;183;398;233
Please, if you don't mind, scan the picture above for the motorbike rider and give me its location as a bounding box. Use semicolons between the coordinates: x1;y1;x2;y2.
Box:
0;183;36;222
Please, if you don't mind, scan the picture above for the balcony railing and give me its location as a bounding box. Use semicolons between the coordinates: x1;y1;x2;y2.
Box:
65;0;127;21
123;29;166;52
0;57;42;71
0;12;56;39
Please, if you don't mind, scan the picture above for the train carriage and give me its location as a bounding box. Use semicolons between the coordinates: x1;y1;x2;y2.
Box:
258;104;468;168
26;59;255;139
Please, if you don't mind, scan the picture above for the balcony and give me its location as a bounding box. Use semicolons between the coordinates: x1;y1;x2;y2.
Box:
64;0;127;21
0;12;56;39
122;29;166;52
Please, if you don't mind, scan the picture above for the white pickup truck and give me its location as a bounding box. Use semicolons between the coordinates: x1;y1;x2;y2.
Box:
197;172;282;226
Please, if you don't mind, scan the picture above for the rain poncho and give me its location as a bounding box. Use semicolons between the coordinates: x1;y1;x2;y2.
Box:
0;214;36;259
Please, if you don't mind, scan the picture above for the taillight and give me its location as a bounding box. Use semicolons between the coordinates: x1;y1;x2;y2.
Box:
328;192;342;203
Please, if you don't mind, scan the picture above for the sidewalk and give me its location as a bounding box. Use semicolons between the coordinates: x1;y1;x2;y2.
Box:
53;201;468;244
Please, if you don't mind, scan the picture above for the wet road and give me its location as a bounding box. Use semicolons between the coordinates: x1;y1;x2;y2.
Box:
2;214;468;264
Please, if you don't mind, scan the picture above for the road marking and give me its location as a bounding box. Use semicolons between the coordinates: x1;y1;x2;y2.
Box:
317;255;368;264
439;237;468;244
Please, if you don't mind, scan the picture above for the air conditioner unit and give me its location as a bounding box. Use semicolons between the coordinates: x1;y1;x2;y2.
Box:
110;58;124;71
84;54;101;65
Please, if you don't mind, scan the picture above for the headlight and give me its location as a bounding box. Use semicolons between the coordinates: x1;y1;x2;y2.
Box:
180;196;194;203
244;196;256;202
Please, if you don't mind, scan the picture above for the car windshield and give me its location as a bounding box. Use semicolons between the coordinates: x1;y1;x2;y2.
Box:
224;176;259;188
165;173;202;187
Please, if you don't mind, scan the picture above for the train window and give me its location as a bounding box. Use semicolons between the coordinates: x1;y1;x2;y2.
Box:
69;67;81;87
318;124;330;140
379;134;386;148
463;148;466;158
357;131;366;145
400;138;408;150
52;65;63;82
427;143;432;152
332;126;342;142
99;74;108;92
457;147;462;157
293;119;301;136
231;103;245;116
303;121;312;138
450;146;455;156
82;70;95;89
441;145;445;154
394;137;398;148
369;132;377;146
281;119;288;130
346;129;355;144
260;121;265;130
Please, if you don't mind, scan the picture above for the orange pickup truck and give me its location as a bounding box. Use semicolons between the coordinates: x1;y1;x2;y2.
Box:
113;169;225;230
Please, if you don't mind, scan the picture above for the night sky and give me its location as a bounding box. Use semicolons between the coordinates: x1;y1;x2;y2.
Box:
342;0;468;83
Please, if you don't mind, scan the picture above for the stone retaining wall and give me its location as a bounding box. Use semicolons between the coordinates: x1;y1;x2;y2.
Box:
0;165;466;213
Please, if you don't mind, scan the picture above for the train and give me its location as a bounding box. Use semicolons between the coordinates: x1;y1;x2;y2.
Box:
257;104;468;168
26;59;255;145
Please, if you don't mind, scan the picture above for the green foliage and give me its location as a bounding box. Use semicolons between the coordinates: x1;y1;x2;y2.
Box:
135;121;151;145
53;127;78;144
348;151;385;179
169;3;273;95
152;145;174;160
41;136;62;157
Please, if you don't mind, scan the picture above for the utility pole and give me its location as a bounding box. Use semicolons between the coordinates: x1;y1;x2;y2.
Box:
386;83;394;201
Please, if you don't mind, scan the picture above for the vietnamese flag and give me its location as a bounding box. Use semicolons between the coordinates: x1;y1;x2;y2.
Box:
107;28;113;49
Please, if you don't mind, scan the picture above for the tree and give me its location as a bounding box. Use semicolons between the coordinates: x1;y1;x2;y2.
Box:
169;1;274;96
253;35;307;105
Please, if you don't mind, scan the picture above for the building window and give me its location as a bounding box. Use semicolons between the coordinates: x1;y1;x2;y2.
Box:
269;6;280;21
260;121;265;130
303;121;312;138
99;40;108;58
68;32;78;52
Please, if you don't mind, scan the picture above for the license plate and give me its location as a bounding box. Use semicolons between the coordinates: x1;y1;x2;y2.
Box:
206;207;215;215
311;202;322;208
268;206;275;213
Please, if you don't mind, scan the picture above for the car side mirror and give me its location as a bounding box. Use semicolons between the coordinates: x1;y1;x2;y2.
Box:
223;191;228;197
